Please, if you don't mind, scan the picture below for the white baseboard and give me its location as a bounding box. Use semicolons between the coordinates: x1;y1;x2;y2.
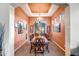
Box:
52;40;65;52
14;40;27;52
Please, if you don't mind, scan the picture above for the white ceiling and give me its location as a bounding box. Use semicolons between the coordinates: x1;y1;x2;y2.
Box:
11;3;59;17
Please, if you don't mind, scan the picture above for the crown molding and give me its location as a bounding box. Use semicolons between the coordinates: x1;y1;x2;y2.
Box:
11;3;59;17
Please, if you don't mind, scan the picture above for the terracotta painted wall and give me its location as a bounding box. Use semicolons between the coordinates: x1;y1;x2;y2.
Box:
51;7;65;50
29;17;51;25
14;7;29;50
29;17;51;35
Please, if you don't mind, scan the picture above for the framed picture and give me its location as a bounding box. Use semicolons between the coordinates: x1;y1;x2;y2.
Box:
47;26;50;33
17;20;27;34
18;21;23;34
54;17;61;32
30;25;33;33
26;24;27;30
60;12;65;21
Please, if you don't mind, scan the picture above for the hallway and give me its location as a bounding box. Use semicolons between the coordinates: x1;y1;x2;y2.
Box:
15;41;65;56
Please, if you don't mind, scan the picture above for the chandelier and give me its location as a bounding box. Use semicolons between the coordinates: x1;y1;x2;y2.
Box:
37;5;42;21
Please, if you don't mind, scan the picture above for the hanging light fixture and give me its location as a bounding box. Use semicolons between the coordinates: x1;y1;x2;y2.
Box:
38;5;42;21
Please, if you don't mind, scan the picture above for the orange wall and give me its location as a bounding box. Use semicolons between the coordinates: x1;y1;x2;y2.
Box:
29;17;51;25
14;7;29;49
51;7;65;50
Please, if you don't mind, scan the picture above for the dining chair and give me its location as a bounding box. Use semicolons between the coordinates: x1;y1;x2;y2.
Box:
34;38;45;56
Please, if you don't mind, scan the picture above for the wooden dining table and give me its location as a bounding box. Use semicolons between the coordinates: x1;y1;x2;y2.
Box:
30;36;49;53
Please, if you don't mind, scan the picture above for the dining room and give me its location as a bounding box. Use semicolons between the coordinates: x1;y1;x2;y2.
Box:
11;3;69;56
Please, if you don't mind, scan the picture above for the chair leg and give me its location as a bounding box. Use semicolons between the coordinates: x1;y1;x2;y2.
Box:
30;47;31;53
48;49;49;53
46;44;49;53
30;44;32;53
43;53;44;56
47;45;49;53
34;49;36;56
42;51;44;56
35;50;36;56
